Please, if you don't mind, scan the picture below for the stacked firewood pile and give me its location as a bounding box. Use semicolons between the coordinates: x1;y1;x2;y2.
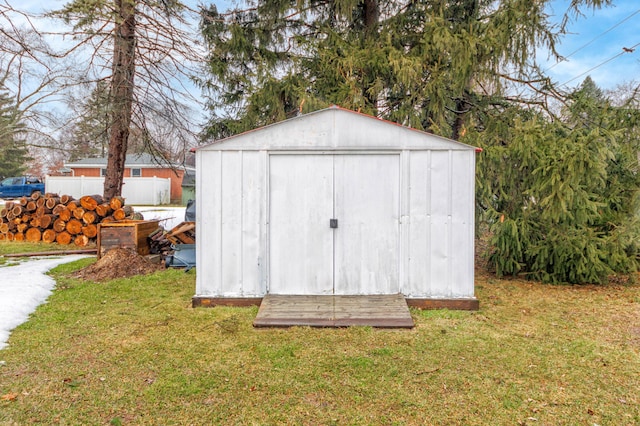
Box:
0;192;139;246
148;221;195;258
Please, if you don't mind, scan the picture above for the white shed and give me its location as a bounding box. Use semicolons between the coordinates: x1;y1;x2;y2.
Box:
193;106;479;310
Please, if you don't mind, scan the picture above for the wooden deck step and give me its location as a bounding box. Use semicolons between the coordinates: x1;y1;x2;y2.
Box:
253;294;414;328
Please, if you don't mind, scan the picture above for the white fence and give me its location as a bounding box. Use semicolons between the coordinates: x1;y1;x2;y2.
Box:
45;176;171;205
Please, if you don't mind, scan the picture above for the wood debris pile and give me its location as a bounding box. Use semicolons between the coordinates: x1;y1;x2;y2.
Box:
0;192;140;246
148;221;195;258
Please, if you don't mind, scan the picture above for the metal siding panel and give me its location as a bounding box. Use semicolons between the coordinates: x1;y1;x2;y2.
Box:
399;150;411;295
220;151;243;295
196;151;222;296
408;151;431;297
269;155;334;294
430;151;451;296
199;109;478;152
241;151;264;295
334;155;400;295
259;151;269;292
450;151;475;297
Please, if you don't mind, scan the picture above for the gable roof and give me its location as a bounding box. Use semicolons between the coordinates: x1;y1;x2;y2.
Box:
65;153;195;171
198;105;479;152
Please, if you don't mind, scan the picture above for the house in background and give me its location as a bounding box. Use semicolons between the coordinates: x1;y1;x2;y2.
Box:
63;153;194;204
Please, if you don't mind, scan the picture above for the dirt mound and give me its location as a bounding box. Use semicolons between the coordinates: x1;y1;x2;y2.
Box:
74;248;163;281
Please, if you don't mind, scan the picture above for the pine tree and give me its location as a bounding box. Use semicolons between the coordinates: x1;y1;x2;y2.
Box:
199;0;630;284
199;0;608;140
67;81;112;161
471;77;640;284
0;82;30;179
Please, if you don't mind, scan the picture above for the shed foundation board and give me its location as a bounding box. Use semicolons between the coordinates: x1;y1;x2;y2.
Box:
405;298;479;310
253;294;414;328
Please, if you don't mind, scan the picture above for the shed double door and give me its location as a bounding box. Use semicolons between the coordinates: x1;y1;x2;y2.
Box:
269;154;400;295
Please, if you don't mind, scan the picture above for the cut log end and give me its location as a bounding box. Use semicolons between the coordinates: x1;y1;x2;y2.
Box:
42;229;57;243
25;227;42;242
80;194;104;211
56;231;72;245
74;234;90;247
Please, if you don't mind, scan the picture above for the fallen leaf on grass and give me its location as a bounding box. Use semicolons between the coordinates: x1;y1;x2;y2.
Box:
1;393;18;401
63;378;81;388
416;367;441;375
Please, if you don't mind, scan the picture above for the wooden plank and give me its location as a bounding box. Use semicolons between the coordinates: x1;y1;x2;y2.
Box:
406;298;479;311
97;220;160;259
253;294;414;328
192;297;263;308
169;221;195;235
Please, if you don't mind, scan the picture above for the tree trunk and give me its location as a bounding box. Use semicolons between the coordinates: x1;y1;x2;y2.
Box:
104;0;136;200
363;0;379;36
451;96;468;141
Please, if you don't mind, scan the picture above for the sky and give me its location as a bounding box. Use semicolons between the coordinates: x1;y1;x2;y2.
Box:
7;0;640;107
541;0;640;91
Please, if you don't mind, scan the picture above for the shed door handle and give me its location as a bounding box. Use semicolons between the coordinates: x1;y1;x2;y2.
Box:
330;219;338;229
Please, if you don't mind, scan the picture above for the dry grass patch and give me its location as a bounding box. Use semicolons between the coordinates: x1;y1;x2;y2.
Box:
0;241;89;265
0;262;638;425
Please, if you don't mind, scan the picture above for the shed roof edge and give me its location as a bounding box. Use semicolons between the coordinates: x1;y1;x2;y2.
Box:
196;106;479;151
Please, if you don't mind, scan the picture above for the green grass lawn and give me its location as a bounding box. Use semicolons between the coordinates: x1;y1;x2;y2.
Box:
0;248;638;424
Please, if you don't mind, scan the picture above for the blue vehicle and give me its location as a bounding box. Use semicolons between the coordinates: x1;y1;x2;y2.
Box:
0;176;46;198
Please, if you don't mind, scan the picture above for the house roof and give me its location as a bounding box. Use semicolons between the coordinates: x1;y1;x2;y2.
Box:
198;105;481;152
65;153;195;171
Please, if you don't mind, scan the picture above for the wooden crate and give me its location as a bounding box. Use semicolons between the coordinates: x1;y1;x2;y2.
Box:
97;219;161;259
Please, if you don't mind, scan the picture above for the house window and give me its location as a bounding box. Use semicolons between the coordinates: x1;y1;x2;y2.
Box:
131;168;142;177
100;168;107;177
